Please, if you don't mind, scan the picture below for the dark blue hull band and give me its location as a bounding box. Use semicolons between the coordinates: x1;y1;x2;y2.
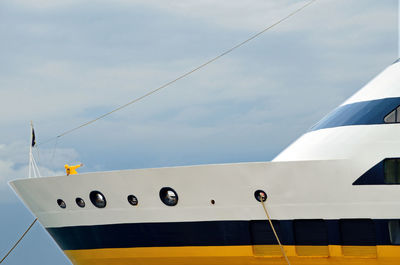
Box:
46;219;394;251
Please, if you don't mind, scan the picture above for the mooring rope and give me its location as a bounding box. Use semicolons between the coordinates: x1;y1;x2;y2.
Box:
38;0;318;146
0;218;38;264
259;194;291;265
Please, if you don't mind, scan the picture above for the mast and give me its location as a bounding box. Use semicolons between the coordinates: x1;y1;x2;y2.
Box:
28;121;41;178
29;121;33;178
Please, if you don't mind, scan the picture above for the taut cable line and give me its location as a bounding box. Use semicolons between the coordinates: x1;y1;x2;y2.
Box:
0;218;38;264
38;0;317;146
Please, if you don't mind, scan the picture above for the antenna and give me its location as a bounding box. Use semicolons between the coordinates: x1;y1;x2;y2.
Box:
28;121;41;178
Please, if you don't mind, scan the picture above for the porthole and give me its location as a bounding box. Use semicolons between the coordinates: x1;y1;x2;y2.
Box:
159;187;178;206
127;195;138;206
75;197;85;208
254;190;267;202
57;199;66;209
89;191;107;208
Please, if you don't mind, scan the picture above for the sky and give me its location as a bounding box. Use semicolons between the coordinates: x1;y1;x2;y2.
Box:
0;0;398;264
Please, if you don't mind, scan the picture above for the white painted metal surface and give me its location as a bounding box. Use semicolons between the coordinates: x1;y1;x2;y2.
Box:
9;159;400;228
343;61;400;105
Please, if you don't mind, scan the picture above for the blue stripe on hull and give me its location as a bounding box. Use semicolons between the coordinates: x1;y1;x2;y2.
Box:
46;219;394;251
310;97;400;131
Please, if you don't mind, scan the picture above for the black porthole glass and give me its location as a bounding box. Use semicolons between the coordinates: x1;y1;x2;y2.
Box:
254;190;267;202
89;191;107;208
75;197;85;208
57;199;66;209
127;195;138;206
159;187;178;206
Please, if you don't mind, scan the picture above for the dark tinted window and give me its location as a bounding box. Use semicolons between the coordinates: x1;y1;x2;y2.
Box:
384;159;400;184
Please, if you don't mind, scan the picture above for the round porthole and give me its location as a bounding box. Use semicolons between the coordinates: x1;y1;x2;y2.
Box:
159;187;178;206
127;195;138;206
57;199;66;209
89;191;107;208
254;190;267;202
75;197;85;208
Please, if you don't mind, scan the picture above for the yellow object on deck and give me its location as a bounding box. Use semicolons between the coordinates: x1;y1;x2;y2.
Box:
65;164;82;175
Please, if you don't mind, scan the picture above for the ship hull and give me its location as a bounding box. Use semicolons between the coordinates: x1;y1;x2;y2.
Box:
10;159;400;264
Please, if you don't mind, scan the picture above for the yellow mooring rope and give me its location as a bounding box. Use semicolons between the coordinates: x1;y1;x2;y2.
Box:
0;218;38;264
259;194;291;265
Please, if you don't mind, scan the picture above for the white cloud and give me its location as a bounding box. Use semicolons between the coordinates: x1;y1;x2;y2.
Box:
7;0;306;28
110;0;312;31
0;141;80;202
106;0;397;38
8;0;81;10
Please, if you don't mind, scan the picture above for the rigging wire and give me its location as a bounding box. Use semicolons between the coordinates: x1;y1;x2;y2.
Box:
38;0;317;146
50;137;59;169
0;218;38;264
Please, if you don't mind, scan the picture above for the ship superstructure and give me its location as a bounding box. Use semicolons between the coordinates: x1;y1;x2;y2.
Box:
10;59;400;265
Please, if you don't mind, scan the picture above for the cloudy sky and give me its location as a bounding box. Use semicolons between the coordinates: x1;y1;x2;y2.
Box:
0;0;398;264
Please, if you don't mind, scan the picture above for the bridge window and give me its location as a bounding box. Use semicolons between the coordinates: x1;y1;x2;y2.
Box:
384;159;400;184
384;106;400;123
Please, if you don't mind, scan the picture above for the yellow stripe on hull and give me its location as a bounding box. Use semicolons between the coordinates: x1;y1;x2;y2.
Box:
65;245;400;265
